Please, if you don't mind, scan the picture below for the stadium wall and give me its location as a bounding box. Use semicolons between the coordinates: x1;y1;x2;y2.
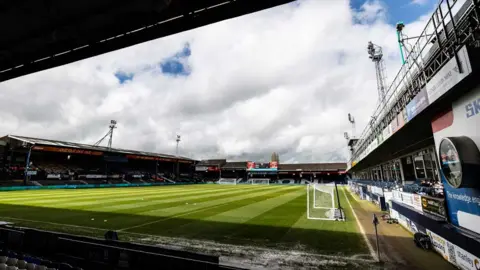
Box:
0;182;203;192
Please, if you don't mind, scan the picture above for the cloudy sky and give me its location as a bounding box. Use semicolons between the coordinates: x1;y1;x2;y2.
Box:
0;0;438;163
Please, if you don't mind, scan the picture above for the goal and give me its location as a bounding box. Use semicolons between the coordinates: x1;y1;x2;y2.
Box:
218;178;237;185
249;178;270;185
307;183;344;221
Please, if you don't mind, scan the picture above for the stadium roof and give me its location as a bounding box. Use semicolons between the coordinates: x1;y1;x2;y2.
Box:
2;134;193;162
222;161;247;169
0;0;295;83
197;159;227;166
278;163;347;172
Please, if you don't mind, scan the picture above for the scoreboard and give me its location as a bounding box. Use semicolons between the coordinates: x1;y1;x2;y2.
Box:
247;161;278;171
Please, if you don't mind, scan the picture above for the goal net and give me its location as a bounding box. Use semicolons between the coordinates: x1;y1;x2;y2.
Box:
307;183;345;221
249;178;270;185
218;178;237;185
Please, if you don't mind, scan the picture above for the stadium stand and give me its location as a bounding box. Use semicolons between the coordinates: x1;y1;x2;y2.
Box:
0;135;195;187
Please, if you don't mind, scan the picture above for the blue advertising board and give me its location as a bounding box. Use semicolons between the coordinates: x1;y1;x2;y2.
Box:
406;88;429;121
432;86;480;235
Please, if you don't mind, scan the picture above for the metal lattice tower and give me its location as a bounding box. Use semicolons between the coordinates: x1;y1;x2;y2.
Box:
94;120;117;150
367;42;388;106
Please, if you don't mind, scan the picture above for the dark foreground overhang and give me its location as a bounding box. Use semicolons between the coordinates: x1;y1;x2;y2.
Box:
0;0;294;82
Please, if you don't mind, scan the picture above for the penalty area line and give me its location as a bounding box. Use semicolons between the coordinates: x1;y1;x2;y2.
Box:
341;187;377;261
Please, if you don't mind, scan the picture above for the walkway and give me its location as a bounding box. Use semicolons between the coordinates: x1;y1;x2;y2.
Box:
345;189;455;270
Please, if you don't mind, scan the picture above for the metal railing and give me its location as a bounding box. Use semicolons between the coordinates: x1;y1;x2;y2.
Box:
350;0;479;164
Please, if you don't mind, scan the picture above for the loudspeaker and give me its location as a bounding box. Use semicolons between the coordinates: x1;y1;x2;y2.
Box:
104;230;119;241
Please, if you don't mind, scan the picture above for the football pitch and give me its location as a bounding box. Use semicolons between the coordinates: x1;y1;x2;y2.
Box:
0;184;370;268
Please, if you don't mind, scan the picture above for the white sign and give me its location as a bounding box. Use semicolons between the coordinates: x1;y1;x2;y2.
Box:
412;194;423;212
195;166;208;171
401;192;414;208
426;45;472;104
47;174;61;179
86;175;106;179
382;124;392;142
454;244;480;270
392;190;402;202
427;229;450;261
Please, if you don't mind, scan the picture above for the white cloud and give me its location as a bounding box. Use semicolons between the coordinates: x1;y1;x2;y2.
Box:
411;0;429;5
0;0;432;163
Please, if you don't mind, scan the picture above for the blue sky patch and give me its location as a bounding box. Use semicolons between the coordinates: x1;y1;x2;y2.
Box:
114;71;134;84
160;43;192;76
351;0;436;25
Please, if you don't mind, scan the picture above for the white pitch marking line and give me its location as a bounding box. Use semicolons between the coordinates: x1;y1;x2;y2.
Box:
342;187;377;261
1;216;106;231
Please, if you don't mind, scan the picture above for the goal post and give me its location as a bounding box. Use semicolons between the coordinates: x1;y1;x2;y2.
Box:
307;183;345;221
249;178;270;185
218;178;237;185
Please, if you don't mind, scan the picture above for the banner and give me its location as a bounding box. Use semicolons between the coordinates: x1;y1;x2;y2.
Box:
47;174;61;179
401;192;414;208
195;166;207;171
421;196;447;218
432;85;480;234
86;175;106;179
33;146;103;156
454;243;480;270
392;190;402;202
406;88;429;121
412;194;423;212
427;229;450;262
126;154;174;162
426;45;472;104
247;161;278;171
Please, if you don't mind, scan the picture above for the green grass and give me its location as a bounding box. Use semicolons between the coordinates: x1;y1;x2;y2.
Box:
0;184;366;255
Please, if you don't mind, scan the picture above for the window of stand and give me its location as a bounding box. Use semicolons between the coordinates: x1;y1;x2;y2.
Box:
414;153;426;179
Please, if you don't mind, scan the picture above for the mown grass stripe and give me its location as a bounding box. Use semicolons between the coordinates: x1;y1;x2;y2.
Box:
87;185;277;212
0;186;193;199
174;187;305;240
0;186;221;204
123;186;300;234
0;186;280;230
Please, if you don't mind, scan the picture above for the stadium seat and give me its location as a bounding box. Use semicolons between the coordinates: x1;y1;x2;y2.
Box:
6;266;18;270
0;263;7;270
0;257;7;264
16;261;26;269
34;266;46;270
25;264;36;270
6;258;17;266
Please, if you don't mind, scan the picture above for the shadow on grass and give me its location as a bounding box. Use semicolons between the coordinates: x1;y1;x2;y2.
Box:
0;203;417;258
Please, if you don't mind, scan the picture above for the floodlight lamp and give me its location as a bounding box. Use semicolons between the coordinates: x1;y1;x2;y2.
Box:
396;22;405;32
111;120;117;125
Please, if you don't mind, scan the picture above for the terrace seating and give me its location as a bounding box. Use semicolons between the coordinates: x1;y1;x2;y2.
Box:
0;250;82;270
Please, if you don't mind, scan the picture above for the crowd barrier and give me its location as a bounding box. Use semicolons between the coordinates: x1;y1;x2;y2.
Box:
0;182;203;192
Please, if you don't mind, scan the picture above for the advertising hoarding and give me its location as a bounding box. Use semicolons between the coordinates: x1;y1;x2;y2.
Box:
427;229;450;262
195;166;208;171
247;161;278;172
401;192;414;208
406;88;430;121
421;196;447;218
412;194;423;212
426;45;472;104
33;146;103;156
431;85;480;235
